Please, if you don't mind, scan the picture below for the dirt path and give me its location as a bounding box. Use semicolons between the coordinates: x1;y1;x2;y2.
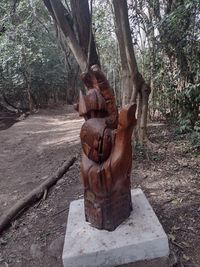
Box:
0;107;82;215
0;107;83;267
0;107;199;267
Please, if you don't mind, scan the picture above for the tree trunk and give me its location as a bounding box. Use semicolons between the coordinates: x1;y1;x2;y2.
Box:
112;0;151;145
70;0;100;67
43;0;87;71
27;74;33;112
136;92;142;134
23;67;34;112
43;0;99;71
139;84;150;144
121;69;133;106
112;1;132;106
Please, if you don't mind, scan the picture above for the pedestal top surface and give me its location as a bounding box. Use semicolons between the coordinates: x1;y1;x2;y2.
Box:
63;189;169;267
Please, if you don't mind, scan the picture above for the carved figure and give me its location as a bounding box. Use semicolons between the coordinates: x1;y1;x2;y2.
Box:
75;65;137;231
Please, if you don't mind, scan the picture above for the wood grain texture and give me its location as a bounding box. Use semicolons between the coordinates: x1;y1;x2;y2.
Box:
76;65;137;231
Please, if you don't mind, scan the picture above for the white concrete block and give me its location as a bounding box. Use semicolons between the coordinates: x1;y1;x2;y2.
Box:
62;189;169;267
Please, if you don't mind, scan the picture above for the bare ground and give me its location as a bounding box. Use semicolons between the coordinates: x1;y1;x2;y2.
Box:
0;106;199;267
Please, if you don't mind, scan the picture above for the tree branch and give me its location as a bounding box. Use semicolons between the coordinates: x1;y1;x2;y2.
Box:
43;0;87;71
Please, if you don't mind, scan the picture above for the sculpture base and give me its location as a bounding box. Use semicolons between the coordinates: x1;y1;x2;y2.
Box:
84;190;132;231
62;189;169;267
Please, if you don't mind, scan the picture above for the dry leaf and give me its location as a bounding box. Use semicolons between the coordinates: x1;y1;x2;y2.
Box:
181;241;191;248
168;233;176;242
171;226;180;231
172;199;179;205
183;254;190;261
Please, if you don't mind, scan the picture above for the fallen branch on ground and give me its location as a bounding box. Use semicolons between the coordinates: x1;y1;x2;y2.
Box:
0;157;77;235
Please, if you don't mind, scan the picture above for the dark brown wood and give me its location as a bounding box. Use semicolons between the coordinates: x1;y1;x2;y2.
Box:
76;65;136;231
0;157;76;234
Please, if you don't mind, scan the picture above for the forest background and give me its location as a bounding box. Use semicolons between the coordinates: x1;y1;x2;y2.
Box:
0;1;200;266
0;0;199;145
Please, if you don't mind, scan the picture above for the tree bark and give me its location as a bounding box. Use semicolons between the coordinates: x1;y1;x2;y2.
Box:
112;1;132;106
43;0;99;71
26;71;34;112
139;83;150;144
112;0;151;145
70;0;100;67
0;157;76;234
43;0;87;71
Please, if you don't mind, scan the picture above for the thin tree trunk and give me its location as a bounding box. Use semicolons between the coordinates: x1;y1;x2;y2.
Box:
43;0;99;71
112;0;151;145
27;72;33;112
112;0;133;106
70;0;99;67
43;0;87;71
139;84;150;144
136;92;142;134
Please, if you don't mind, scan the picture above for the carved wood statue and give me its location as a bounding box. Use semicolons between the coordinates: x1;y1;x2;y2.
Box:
75;65;137;231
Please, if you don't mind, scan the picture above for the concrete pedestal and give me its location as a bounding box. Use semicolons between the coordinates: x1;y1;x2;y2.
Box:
62;189;169;267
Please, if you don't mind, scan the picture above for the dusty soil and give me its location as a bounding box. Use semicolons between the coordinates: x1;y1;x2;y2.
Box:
0;106;199;267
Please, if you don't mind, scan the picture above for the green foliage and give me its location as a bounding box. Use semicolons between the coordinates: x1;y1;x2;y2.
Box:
0;0;71;109
188;130;200;156
129;0;199;130
176;83;200;127
176;119;193;134
0;0;199;122
194;121;200;133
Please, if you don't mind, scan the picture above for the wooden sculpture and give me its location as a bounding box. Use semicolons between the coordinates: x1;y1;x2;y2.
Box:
75;65;137;231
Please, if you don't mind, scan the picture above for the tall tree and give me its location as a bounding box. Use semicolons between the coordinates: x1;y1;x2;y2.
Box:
43;0;152;145
43;0;99;71
112;0;151;145
130;0;200;130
